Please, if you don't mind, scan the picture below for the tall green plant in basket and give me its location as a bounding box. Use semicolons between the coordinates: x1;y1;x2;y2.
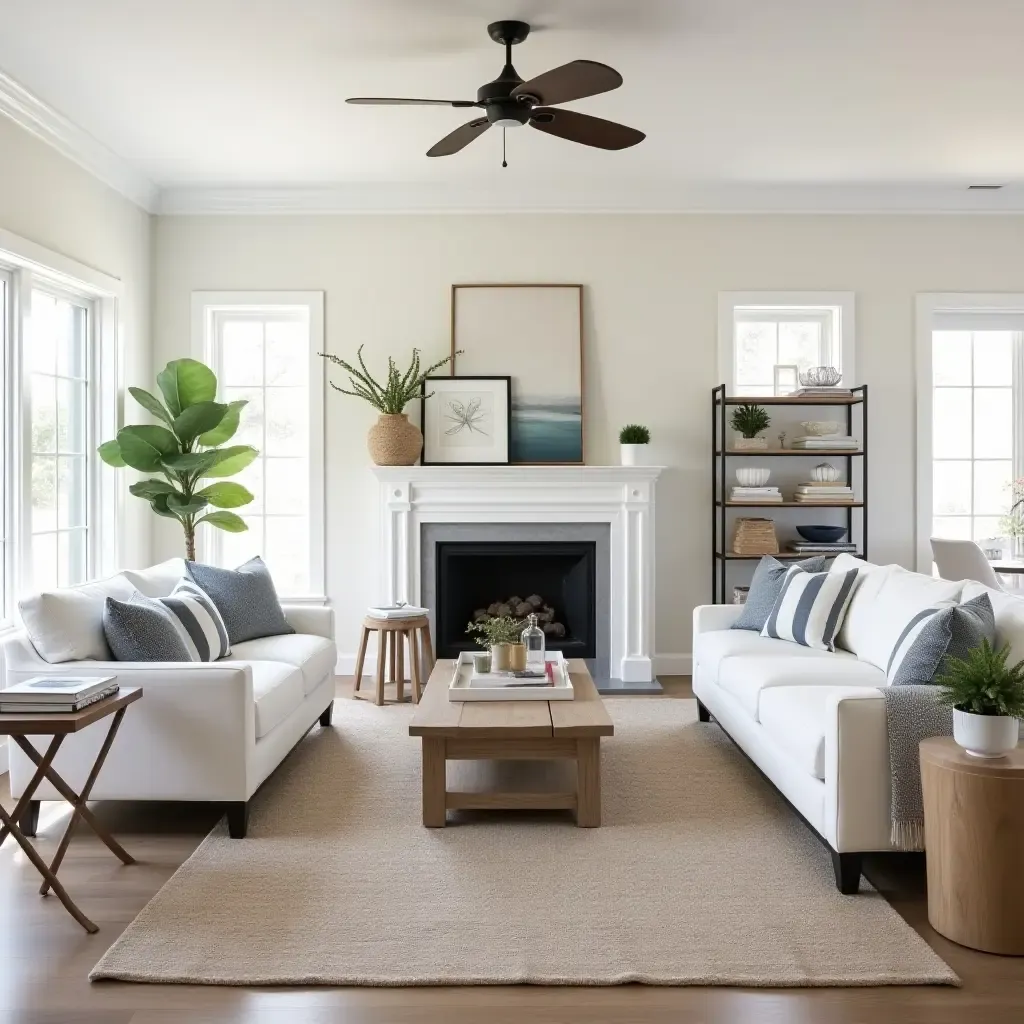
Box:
98;359;258;560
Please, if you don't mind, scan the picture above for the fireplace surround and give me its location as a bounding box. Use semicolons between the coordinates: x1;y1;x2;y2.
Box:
373;466;661;691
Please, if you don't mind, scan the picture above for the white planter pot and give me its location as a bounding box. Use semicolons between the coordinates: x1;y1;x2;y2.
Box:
732;436;768;451
953;709;1020;758
620;443;648;466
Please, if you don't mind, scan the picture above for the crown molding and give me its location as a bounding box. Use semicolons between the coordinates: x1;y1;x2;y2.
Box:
0;70;157;212
157;180;1024;216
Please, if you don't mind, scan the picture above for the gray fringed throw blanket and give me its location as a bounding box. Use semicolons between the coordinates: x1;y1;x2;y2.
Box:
881;685;952;850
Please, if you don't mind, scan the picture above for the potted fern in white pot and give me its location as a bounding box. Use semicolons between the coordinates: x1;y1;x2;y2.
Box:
619;424;651;466
937;639;1024;758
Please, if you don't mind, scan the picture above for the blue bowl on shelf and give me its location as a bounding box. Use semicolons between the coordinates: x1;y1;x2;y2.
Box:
796;525;847;543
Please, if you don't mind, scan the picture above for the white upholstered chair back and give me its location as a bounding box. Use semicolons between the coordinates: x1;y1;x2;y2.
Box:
930;538;1003;590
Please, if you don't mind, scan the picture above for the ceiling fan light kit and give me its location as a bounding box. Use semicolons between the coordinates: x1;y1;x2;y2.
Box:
346;19;645;165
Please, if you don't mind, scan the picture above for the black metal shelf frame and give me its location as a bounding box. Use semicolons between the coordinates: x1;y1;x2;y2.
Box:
711;384;869;603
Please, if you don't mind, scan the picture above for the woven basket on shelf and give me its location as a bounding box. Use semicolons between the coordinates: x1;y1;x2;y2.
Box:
732;517;778;556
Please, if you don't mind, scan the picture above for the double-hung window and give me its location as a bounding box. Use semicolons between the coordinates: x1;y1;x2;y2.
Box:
193;292;325;600
718;292;855;396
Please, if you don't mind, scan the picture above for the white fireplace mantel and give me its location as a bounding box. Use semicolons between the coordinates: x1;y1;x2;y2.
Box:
373;465;663;683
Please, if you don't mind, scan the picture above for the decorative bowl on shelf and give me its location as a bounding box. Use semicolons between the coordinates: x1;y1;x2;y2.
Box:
735;467;771;487
799;420;841;436
810;462;841;482
799;366;842;387
796;525;848;543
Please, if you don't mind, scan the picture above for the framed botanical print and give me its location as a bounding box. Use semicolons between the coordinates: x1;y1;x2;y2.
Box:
451;284;584;464
420;375;511;465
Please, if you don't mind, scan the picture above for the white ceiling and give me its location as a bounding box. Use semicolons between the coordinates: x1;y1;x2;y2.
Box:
1;0;1023;211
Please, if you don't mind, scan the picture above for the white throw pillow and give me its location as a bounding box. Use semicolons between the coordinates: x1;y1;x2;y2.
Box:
18;573;136;663
761;566;861;652
846;566;964;671
122;558;188;598
828;556;884;654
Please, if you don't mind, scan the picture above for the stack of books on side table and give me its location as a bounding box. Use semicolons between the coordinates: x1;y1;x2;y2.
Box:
367;603;428;620
0;676;118;714
790;434;860;451
787;541;859;556
730;485;782;503
794;482;856;503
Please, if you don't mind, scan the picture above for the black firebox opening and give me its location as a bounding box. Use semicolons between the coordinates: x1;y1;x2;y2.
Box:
435;541;597;660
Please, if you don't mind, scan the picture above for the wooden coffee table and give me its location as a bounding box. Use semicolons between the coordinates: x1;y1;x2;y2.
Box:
409;659;614;827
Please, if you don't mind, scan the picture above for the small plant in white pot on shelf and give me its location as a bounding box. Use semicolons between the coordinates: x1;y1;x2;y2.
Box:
730;404;771;450
467;615;526;673
937;639;1024;758
619;424;650;466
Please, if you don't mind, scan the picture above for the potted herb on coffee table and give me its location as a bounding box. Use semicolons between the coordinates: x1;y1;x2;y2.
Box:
467;615;527;673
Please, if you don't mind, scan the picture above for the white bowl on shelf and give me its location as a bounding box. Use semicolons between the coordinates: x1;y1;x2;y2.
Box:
810;463;841;482
735;468;771;487
800;420;842;436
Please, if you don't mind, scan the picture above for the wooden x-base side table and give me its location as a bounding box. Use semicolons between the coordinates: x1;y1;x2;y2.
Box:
0;687;142;933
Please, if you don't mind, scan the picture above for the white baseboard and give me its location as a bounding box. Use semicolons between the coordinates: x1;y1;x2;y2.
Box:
337;653;692;678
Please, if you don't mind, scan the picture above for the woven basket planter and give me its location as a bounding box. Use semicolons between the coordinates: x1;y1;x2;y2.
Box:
367;414;423;466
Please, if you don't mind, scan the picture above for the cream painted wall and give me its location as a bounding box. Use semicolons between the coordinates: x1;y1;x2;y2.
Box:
0;116;152;569
153;213;1024;662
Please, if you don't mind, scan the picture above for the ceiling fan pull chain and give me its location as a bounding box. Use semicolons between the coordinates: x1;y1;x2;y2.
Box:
502;127;507;168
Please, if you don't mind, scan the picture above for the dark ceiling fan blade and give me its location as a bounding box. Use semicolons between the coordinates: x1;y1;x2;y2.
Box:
346;97;478;107
529;108;644;150
511;60;622;106
427;118;492;157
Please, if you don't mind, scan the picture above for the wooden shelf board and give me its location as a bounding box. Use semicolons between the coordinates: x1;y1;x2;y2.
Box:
716;551;864;560
720;501;863;508
718;395;863;406
716;449;864;457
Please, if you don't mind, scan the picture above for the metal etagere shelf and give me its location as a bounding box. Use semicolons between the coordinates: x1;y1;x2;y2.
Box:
712;384;868;603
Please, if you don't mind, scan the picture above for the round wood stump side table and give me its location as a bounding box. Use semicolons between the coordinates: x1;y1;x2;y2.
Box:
920;736;1024;955
352;615;434;706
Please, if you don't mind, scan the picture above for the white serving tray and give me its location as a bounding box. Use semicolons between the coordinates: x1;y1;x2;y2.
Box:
448;651;575;702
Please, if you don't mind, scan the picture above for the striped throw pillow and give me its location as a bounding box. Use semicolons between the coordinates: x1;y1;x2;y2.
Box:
161;579;231;661
761;566;860;652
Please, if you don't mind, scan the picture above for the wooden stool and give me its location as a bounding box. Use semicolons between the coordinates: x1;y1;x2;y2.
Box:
353;615;434;706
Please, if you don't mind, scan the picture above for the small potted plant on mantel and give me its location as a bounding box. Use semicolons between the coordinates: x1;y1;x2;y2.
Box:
467;615;527;673
730;404;771;451
619;424;651;466
938;639;1024;758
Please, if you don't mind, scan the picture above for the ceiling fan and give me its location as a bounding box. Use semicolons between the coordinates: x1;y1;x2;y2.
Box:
346;20;645;164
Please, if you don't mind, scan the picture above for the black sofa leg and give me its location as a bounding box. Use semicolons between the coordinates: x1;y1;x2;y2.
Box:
831;851;862;894
19;800;40;837
226;801;249;839
319;701;334;727
696;699;711;723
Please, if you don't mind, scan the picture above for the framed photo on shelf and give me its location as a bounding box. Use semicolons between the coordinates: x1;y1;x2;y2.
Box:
420;375;511;466
450;283;584;465
773;364;799;396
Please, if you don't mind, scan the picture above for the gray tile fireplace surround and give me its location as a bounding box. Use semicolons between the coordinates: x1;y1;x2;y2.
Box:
420;522;662;695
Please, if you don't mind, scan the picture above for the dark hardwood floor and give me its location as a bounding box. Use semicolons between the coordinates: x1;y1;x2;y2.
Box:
1;676;1021;1023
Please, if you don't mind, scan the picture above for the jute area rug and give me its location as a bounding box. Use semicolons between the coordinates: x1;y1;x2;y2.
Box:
91;698;956;987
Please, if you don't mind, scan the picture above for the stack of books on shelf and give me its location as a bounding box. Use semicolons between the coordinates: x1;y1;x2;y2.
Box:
0;675;118;714
788;386;853;398
787;540;859;555
789;434;860;451
794;482;856;504
730;485;782;504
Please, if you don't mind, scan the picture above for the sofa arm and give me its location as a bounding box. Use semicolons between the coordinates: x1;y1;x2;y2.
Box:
693;604;744;635
282;604;334;640
823;688;893;852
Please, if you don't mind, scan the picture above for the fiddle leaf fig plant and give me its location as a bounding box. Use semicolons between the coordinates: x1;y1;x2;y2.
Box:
98;358;258;560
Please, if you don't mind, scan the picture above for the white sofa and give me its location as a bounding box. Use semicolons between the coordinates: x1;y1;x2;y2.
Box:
1;559;337;838
692;554;1024;893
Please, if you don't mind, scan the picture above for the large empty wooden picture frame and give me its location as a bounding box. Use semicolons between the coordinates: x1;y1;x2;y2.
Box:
451;284;584;465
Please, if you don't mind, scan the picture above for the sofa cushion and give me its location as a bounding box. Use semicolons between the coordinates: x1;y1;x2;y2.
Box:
122;558;187;598
251;661;305;739
962;582;1024;665
731;555;826;632
838;565;964;670
186;557;294;644
19;573;136;663
103;592;197;663
717;651;886;722
758;686;834;779
694;629;837;685
226;634;336;695
762;565;860;652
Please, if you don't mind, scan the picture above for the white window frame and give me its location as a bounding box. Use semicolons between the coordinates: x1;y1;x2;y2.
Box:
0;227;120;628
717;291;856;395
191;291;326;603
915;293;1024;573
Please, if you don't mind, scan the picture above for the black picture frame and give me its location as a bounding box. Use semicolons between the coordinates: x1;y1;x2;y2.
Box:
420;375;512;466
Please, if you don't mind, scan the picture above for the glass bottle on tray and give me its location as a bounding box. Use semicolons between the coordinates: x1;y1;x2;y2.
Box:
521;613;546;674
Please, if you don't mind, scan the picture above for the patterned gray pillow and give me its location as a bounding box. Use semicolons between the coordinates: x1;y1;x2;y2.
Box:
889;592;995;686
185;556;294;644
103;593;195;662
730;555;827;632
